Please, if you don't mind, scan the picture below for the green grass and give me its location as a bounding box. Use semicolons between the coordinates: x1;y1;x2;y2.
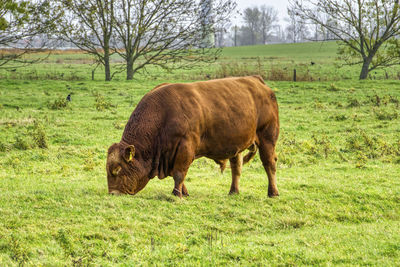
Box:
2;41;400;82
0;43;400;265
221;42;338;60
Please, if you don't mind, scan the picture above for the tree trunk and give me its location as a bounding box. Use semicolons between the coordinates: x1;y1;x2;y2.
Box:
104;49;111;81
359;56;372;80
126;58;134;80
234;26;237;46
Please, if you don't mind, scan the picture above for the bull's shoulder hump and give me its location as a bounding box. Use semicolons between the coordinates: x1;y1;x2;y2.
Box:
151;83;171;92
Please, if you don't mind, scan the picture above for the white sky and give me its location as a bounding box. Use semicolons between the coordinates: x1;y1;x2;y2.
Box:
234;0;289;26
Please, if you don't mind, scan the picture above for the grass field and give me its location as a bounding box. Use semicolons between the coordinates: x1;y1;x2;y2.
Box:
0;42;400;266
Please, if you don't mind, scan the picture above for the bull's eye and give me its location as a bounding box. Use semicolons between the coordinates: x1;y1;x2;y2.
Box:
112;165;122;176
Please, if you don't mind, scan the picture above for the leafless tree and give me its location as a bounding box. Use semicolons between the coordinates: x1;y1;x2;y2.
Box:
285;7;309;43
290;0;400;79
214;21;231;47
232;25;238;46
51;0;115;81
242;7;261;45
0;0;50;68
260;5;278;44
112;0;235;80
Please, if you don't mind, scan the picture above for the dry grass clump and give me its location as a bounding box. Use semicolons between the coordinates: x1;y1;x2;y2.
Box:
215;59;266;79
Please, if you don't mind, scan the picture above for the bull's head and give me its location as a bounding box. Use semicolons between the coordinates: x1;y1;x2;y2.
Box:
106;143;149;195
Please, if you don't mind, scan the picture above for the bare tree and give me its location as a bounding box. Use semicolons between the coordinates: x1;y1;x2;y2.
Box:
214;11;232;48
242;7;261;45
290;0;400;79
214;22;230;47
260;5;278;44
112;0;235;80
0;0;50;68
286;7;309;43
233;25;238;46
51;0;115;81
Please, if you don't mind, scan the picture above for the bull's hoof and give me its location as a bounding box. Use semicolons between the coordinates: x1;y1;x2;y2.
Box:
268;189;279;198
229;189;239;195
172;188;182;198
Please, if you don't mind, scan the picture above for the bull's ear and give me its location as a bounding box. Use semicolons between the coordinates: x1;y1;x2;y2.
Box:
123;145;135;162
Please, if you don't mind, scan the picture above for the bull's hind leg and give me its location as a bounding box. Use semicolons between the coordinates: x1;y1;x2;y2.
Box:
171;139;194;198
229;153;243;194
258;138;279;197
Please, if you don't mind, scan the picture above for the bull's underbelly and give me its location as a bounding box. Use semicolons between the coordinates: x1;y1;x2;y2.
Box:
196;126;257;160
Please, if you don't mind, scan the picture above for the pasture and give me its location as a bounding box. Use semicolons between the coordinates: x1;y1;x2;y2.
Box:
0;42;400;265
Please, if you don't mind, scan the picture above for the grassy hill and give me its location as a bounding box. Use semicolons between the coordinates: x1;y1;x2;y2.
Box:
222;41;338;61
0;43;399;265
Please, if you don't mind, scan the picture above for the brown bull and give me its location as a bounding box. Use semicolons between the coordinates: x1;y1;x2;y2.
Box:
106;75;279;198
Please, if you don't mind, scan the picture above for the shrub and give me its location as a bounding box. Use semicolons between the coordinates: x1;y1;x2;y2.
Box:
389;95;399;107
0;141;11;152
328;83;340;91
83;150;96;171
267;65;315;81
31;121;48;149
355;152;368;168
374;110;398;120
215;59;266;79
347;98;361;108
313;101;325;109
113;121;125;130
333;114;348;121
48;97;69;110
267;66;292;81
14;134;31;150
95;94;114;111
368;94;382;107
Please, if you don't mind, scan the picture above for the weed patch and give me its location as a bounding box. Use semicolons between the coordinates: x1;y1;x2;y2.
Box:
11;120;49;150
328;83;341;91
31;120;48;149
215;58;266;79
333;114;348;121
347;98;361;108
14;134;31;150
48;97;69;110
374;109;398;121
93;92;114;111
9;235;29;266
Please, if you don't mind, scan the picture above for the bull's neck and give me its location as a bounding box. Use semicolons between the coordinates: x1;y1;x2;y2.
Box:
120;100;163;178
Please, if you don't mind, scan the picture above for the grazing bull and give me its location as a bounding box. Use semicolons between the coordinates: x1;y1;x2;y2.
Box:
106;75;279;198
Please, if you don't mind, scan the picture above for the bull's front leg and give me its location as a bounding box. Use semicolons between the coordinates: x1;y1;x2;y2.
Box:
171;138;194;198
181;183;189;197
229;153;243;195
172;179;189;197
172;172;186;198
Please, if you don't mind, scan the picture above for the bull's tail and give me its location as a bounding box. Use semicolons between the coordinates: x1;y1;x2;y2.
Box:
215;143;258;173
243;143;257;165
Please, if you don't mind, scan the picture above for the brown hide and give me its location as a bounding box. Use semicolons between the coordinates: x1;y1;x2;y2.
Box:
106;75;280;197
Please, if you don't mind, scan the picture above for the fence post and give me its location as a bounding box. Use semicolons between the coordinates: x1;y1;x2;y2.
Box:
293;69;297;82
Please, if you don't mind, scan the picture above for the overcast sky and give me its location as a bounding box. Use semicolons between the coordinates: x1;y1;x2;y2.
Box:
234;0;289;26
